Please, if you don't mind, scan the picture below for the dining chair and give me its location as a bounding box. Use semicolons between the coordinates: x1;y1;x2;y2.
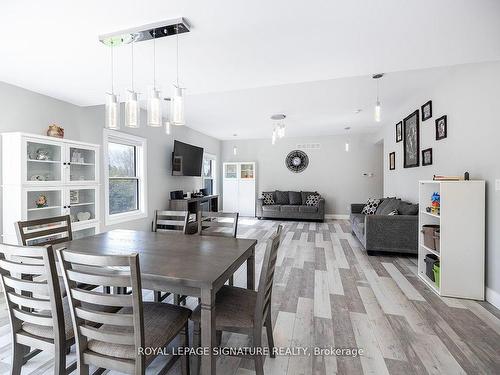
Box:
191;224;283;375
16;215;73;248
152;209;189;303
198;211;239;285
0;243;76;375
57;249;192;375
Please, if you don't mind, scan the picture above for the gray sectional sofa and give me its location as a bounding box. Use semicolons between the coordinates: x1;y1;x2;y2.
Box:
350;198;419;255
256;190;325;221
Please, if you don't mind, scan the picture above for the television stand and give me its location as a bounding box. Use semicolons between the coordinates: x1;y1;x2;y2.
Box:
169;195;219;233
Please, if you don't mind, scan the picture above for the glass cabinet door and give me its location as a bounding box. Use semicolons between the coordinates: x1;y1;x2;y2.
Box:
25;140;63;184
25;188;63;222
224;163;238;179
67;187;97;225
240;163;255;179
67;145;97;183
72;225;97;240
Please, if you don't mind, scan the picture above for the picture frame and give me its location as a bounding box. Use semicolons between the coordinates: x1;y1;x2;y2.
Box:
396;121;402;143
389;152;395;170
435;115;447;140
403;110;420;168
421;100;432;121
70;190;79;204
422;148;433;166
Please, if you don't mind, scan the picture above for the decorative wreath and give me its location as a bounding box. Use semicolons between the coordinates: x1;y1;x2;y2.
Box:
285;150;309;173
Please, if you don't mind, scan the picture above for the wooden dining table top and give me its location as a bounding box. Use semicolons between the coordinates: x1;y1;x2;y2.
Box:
60;229;257;289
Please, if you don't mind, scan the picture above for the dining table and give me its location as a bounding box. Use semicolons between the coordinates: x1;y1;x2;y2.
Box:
61;229;258;375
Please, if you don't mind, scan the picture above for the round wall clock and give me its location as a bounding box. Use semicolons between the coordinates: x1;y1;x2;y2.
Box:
285;150;309;173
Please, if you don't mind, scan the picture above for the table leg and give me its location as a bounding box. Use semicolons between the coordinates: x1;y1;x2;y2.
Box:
247;245;255;290
200;288;216;375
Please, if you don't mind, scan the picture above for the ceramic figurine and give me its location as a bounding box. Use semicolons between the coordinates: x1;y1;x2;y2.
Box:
47;124;64;138
36;195;48;208
431;192;440;215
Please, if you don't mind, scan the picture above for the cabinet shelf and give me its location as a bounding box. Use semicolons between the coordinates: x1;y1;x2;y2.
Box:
418;272;439;294
27;205;61;211
28;159;61;164
70;162;95;166
420;211;440;219
420;244;440;257
70;202;94;207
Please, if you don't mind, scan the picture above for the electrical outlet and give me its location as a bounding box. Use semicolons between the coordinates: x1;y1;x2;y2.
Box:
496;179;500;191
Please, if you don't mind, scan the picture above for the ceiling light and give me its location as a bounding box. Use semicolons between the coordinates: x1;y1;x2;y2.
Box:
147;31;162;127
165;120;171;135
272;129;277;145
271;114;286;141
233;146;238;155
171;25;185;126
105;42;120;129
345;126;351;152
125;42;140;128
373;73;384;123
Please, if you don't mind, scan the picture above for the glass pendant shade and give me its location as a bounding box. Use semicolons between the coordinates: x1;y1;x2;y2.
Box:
233;146;237;155
165;120;171;135
374;100;381;122
105;93;120;129
171;86;185;126
147;88;162;127
278;124;285;138
125;91;140;128
345;142;350;152
271;129;277;145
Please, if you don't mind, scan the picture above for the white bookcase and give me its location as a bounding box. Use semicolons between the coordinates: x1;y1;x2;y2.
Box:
2;132;100;244
418;180;485;300
222;162;256;217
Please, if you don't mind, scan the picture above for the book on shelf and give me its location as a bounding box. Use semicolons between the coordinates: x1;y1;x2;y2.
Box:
433;175;464;181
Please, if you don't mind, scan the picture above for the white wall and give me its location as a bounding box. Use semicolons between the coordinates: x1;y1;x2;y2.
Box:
221;135;383;215
382;61;500;306
0;81;221;235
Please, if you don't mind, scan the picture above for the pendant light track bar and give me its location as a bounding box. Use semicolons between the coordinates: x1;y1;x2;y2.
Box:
99;18;190;46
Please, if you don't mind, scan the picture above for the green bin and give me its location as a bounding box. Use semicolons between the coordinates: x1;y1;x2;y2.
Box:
433;263;440;288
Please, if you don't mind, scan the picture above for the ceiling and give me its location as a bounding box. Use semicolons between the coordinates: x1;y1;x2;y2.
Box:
1;0;500;138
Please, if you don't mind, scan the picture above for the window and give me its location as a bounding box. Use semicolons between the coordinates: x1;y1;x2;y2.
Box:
104;129;147;225
202;154;217;195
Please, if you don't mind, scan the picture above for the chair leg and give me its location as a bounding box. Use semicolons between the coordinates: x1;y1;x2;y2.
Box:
54;341;66;375
181;322;190;375
265;312;275;358
154;291;161;302
229;275;234;286
193;322;201;375
11;343;28;375
253;330;264;375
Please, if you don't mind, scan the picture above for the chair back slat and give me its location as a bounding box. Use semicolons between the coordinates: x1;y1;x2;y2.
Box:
57;249;144;373
153;210;189;233
0;243;66;351
16;215;73;247
255;225;282;324
198;211;239;238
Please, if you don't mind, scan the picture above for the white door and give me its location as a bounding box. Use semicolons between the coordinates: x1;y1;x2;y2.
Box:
223;163;239;212
238;163;256;216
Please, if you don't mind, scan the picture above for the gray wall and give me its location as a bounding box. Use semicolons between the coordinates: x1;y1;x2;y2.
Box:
381;61;500;304
0;81;221;235
221;135;383;215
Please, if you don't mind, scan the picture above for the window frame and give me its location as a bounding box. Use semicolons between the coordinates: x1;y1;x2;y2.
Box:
202;153;217;195
103;129;148;226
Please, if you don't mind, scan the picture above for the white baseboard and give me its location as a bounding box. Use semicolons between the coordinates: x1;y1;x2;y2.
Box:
486;287;500;309
325;214;349;220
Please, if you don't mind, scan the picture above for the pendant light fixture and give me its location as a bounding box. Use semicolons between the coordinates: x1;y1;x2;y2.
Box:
125;41;140;128
344;126;351;152
373;73;384;123
105;41;120;129
164;98;171;134
270;114;286;143
171;25;185;126
148;30;162;127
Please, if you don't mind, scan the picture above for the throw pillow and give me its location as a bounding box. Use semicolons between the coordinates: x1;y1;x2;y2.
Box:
305;194;321;207
262;192;275;205
397;201;419;215
388;209;399;215
376;197;401;215
289;191;302;205
275;190;290;205
361;198;381;215
301;191;318;205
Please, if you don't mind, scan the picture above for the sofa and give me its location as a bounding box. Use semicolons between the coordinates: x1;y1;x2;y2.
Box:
350;198;418;255
256;190;325;221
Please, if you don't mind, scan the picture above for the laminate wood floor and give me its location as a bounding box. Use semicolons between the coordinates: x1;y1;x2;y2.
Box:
0;219;499;374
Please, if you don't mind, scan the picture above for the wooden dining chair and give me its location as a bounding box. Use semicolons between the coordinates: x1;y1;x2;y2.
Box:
152;209;190;303
57;249;192;375
191;225;283;375
0;243;76;375
16;215;73;248
198;211;239;285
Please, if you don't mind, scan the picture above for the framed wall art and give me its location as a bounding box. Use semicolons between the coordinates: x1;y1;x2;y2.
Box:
403;110;420;168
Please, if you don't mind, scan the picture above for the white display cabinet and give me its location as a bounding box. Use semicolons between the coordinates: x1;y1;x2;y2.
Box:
223;162;256;217
418;180;485;300
2;132;100;244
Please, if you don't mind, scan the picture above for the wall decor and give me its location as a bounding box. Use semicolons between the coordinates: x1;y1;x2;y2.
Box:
421;100;432;121
285;150;309;173
396;121;402;142
389;152;396;170
70;190;80;204
422;148;433;166
403;110;420;168
435;115;447;140
36;194;48;208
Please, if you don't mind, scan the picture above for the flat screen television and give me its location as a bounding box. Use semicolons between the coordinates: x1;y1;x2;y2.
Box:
171;140;204;176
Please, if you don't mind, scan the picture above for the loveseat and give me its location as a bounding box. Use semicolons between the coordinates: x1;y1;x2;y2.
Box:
350;198;418;255
256;190;325;221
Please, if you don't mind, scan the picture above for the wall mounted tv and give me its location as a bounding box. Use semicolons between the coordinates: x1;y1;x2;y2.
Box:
172;140;204;176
